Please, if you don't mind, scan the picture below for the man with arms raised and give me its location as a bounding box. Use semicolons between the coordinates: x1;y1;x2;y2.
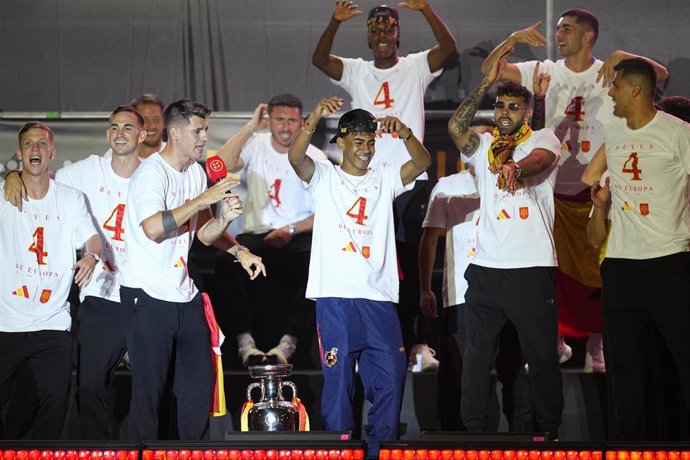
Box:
483;9;667;368
448;51;563;438
313;0;456;368
214;94;327;366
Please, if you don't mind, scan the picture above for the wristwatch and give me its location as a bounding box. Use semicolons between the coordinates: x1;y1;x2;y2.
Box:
84;252;100;264
287;224;298;236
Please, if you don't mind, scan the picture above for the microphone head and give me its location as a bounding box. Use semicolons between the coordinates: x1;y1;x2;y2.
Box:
206;155;227;182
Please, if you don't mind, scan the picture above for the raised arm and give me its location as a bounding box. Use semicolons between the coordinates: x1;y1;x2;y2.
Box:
312;1;362;80
217;103;268;171
289;96;344;183
480;22;546;82
378;116;431;185
140;177;237;242
398;0;456;72
449;47;508;155
597;51;669;87
531;62;551;130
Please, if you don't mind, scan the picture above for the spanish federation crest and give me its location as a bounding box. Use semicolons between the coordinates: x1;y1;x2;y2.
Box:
324;347;338;367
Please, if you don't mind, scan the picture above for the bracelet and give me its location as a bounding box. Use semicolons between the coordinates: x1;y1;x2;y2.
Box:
232;245;250;259
301;125;316;135
246;122;256;134
400;129;414;142
83;252;100;264
513;162;523;179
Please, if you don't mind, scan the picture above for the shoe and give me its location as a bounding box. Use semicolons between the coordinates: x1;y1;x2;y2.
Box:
557;336;572;364
266;346;288;365
239;345;267;368
584;333;606;373
409;344;439;373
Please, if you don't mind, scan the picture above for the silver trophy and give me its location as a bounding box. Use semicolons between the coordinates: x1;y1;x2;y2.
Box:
245;364;300;431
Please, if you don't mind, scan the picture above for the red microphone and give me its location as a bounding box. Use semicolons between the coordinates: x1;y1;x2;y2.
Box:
206;155;229;216
206;155;227;182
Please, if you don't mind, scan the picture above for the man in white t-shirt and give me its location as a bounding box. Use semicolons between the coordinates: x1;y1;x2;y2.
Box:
119;99;264;440
289;97;431;458
215;94;327;367
593;58;690;440
482;9;668;366
3;106;147;439
0;122;101;439
129;94;166;159
448;51;563;438
312;0;456;368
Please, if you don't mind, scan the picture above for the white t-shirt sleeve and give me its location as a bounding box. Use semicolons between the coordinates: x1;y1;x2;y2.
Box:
674;121;690;175
411;49;443;84
130;165;167;226
423;186;448;229
331;57;361;91
71;191;98;249
515;60;555;89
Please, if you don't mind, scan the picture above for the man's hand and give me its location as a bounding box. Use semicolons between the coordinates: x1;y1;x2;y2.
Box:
73;255;97;288
3;171;27;212
397;0;428;11
591;176;611;209
496;162;523;194
263;227;292;249
236;250;267;280
420;289;438;319
532;62;551;97
377;116;411;138
596;50;628;87
509;21;547;47
199;178;239;207
333;0;362;22
312;96;344;120
249;103;270;131
485;43;512;84
218;192;244;223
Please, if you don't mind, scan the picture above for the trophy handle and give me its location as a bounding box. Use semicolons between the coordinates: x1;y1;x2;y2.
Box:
246;382;263;402
280;381;298;399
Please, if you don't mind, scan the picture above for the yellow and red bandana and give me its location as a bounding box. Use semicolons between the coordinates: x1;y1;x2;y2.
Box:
488;124;532;190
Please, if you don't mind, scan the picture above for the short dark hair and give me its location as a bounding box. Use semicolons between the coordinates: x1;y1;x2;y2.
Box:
18;121;54;145
267;93;302;115
658;96;690;123
129;93;165;112
163;99;212;132
496;82;532;106
613;58;657;99
561;8;599;45
110;105;144;128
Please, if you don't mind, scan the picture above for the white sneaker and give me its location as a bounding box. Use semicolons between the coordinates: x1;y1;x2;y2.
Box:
409;344;439;373
557;336;572;364
584;333;606;373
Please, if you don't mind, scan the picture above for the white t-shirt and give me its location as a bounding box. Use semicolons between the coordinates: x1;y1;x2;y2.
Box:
0;180;97;332
305;161;411;302
239;132;326;234
516;59;615;196
463;129;561;268
333;50;442;179
56;154;130;302
422;171;480;307
120;153;207;302
604;112;690;259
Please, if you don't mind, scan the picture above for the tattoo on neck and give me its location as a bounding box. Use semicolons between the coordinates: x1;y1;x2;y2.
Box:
161;210;177;233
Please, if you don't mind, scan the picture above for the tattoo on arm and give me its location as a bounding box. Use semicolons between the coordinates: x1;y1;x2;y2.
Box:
448;76;494;154
461;133;481;157
161;210;178;233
